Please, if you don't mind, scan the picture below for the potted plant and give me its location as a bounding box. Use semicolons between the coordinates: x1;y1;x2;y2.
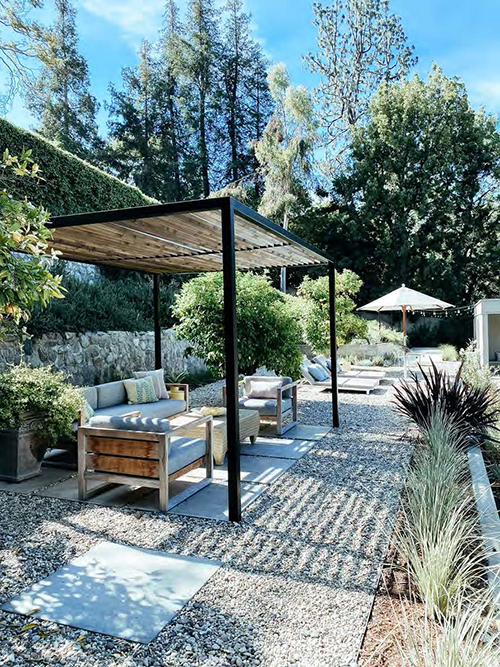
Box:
0;364;83;482
166;370;188;401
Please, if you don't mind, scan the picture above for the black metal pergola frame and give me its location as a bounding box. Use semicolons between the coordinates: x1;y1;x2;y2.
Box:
49;196;339;522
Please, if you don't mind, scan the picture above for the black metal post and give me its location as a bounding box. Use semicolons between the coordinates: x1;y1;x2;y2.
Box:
153;274;162;370
329;262;340;427
221;198;241;521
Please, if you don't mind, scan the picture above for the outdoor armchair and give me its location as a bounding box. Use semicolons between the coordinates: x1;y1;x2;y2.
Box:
224;376;299;436
78;414;213;512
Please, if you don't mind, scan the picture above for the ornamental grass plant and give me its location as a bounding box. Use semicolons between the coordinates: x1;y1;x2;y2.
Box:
397;591;500;667
396;409;482;617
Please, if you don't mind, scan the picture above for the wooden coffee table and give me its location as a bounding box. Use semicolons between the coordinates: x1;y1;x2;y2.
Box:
170;409;260;465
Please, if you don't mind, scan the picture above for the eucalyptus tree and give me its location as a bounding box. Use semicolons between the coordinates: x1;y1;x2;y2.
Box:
254;63;317;291
27;0;100;159
306;0;416;169
0;0;47;111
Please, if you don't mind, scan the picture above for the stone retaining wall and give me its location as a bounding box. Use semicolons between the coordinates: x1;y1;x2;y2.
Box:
0;330;208;387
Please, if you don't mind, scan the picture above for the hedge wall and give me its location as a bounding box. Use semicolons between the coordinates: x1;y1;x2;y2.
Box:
0;118;157;215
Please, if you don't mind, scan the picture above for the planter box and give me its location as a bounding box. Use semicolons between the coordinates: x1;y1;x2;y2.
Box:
0;413;49;482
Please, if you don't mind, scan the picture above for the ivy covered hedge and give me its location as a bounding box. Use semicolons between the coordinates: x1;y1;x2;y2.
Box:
0;118;157;215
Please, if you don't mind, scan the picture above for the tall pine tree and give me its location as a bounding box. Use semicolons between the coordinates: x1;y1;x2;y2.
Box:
175;0;220;197
218;0;272;188
27;0;100;159
105;41;168;200
156;0;199;200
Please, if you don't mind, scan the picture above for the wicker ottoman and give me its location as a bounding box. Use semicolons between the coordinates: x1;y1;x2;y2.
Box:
170;409;260;465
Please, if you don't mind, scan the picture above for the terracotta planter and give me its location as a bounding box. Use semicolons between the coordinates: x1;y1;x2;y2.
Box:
0;412;49;482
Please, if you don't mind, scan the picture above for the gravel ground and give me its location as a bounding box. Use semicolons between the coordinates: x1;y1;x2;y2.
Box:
0;380;413;667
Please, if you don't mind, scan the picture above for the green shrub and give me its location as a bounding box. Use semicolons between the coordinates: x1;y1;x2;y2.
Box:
409;317;472;349
372;355;385;366
0;364;83;444
439;343;458;361
365;320;404;345
459;340;495;391
297;270;368;353
0;118;155;215
27;270;179;336
172;272;302;378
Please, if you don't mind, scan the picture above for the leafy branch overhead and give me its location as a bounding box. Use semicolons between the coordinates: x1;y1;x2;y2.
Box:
0;149;64;331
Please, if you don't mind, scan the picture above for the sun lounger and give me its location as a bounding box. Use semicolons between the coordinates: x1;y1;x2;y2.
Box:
301;360;380;394
313;354;387;380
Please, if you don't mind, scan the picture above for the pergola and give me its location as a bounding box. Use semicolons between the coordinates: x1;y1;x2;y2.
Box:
48;196;339;521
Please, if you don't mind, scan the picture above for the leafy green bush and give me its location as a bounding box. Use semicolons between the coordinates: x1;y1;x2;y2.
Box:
0;364;83;443
439;343;458;361
0;118;155;215
365;320;404;345
27;270;179;336
459;340;496;391
297;270;368;353
409;317;472;349
172;272;302;378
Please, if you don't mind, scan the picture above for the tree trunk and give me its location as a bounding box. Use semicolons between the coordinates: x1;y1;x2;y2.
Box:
199;91;210;197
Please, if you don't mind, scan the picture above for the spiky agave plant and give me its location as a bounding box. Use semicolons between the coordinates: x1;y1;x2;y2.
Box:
393;360;500;443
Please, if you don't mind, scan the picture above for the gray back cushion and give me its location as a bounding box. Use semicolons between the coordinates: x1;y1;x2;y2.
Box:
83;386;98;410
243;376;293;399
96;380;127;409
88;415;170;433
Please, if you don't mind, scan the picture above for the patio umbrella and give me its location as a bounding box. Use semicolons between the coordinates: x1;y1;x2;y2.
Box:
358;284;453;377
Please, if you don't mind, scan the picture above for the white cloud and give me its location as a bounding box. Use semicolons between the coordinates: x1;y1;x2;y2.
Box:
80;0;165;39
468;80;500;113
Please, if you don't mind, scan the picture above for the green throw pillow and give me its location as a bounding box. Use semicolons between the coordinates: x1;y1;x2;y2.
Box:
82;398;95;423
123;376;159;405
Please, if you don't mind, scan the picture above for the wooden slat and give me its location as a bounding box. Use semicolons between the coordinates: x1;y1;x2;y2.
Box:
86;437;159;459
79;427;161;441
88;453;159;478
49;207;326;274
87;471;160;488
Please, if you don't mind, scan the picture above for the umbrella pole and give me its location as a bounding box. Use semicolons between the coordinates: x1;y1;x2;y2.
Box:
402;305;407;379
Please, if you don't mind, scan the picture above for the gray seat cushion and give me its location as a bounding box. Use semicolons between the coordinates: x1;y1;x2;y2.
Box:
169;437;206;475
239;396;292;416
96;380;127;409
93;399;186;420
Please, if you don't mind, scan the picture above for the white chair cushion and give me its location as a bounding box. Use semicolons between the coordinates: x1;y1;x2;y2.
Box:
247;379;282;399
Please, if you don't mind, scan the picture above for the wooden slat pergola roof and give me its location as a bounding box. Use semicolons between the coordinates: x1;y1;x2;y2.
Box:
48;197;331;274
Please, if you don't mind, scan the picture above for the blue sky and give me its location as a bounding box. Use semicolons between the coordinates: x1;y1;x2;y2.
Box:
5;0;500;133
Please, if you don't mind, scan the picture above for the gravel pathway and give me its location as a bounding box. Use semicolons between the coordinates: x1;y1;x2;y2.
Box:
0;382;412;667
